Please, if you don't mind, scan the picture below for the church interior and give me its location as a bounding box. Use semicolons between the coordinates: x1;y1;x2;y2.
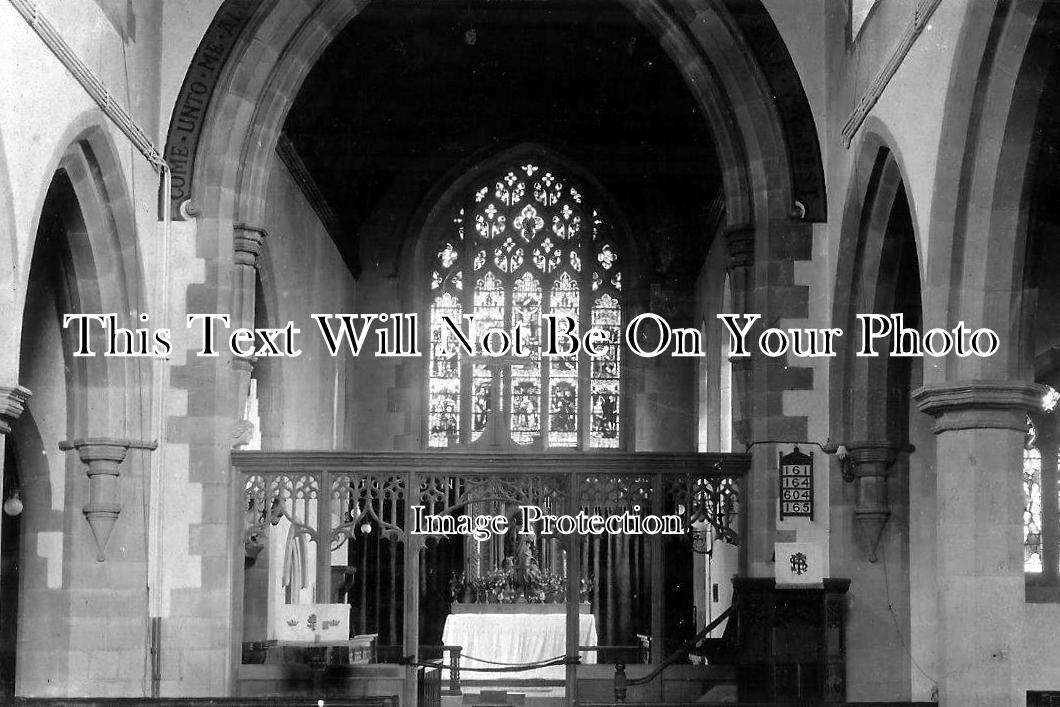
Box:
0;0;1059;705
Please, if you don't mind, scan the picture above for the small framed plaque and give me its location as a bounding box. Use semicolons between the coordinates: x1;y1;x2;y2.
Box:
273;603;350;643
778;446;814;520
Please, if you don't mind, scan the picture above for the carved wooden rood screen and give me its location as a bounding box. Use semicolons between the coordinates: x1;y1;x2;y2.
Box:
232;451;748;702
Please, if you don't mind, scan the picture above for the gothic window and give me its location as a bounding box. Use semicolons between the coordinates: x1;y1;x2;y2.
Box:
1025;386;1060;574
427;159;624;449
1025;426;1043;572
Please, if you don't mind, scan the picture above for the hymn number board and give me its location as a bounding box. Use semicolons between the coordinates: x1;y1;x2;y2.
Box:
779;447;814;520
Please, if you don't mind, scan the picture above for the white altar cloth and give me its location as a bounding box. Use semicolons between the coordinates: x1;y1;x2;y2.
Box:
441;612;597;681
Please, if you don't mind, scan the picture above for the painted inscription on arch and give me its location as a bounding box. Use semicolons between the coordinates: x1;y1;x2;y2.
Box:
163;0;257;218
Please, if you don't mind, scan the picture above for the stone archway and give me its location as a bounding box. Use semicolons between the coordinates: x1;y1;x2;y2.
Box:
922;0;1047;382
163;0;826;697
8;124;151;698
910;2;1054;704
829;136;930;701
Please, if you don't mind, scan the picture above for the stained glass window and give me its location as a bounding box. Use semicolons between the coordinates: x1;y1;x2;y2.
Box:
1025;425;1043;573
1024;387;1060;573
426;160;624;448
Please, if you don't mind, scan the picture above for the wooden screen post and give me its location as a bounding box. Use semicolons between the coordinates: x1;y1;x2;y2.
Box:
565;469;581;704
404;469;421;707
649;472;665;699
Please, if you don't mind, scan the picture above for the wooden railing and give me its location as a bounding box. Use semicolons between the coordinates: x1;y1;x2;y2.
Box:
612;602;737;703
418;645;462;694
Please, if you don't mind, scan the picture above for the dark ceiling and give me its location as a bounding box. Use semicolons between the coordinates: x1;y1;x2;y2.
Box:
283;0;722;286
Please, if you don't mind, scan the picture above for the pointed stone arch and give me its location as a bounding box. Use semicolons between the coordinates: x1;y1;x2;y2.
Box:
923;0;1050;382
162;0;827;692
828;133;930;700
8;115;152;696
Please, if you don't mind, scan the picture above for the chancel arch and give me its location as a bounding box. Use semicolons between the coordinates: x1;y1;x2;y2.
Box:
169;0;820;701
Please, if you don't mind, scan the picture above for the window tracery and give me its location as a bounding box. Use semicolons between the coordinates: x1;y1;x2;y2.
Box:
1025;386;1060;574
1025;424;1043;573
427;159;624;449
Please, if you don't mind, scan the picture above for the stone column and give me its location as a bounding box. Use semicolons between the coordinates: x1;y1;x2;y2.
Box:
59;437;154;562
233;223;267;330
914;380;1042;707
724;226;754;449
232;224;266;441
724;226;761;572
230;356;257;447
845;441;899;562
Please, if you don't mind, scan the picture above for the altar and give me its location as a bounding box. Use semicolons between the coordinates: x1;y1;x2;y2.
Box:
441;605;597;681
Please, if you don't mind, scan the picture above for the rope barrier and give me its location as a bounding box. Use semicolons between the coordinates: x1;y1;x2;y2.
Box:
400;655;579;672
459;652;566;666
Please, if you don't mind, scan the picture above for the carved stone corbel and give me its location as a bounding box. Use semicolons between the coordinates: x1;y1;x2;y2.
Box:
845;441;900;563
59;437;156;561
0;385;32;435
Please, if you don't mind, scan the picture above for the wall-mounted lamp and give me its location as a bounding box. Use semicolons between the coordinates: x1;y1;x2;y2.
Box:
748;438;839;454
746;437;857;478
824;440;854;481
2;489;22;517
745;437;852;483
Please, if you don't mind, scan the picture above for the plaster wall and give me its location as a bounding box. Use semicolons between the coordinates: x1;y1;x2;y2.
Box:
0;2;155;364
259;152;358;450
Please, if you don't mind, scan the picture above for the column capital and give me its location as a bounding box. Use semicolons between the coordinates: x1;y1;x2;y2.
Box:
724;226;754;270
233;223;268;267
0;385;32;435
58;437;155;466
845;440;900;478
913;380;1045;433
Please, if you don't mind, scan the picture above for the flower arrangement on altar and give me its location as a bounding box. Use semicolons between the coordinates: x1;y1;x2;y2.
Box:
449;569;594;604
